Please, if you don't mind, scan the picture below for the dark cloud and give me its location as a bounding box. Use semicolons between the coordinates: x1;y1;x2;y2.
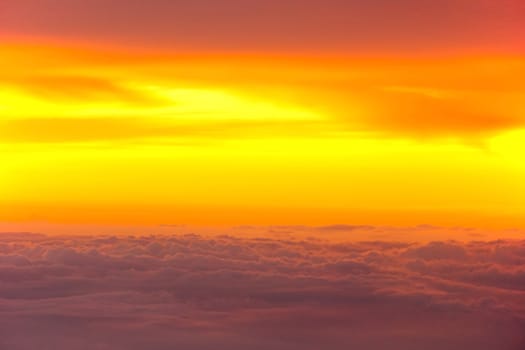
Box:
0;232;524;349
317;224;376;231
4;76;160;104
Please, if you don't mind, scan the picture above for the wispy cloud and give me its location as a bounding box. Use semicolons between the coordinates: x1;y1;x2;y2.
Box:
1;45;524;143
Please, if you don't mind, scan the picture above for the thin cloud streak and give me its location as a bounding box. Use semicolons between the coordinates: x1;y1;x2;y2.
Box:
1;44;525;142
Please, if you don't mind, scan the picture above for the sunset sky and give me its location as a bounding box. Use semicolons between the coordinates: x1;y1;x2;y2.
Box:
1;0;524;231
1;2;525;349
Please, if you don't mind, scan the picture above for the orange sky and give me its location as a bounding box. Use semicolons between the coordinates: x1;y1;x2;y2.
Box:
3;4;525;350
1;43;524;229
1;1;524;231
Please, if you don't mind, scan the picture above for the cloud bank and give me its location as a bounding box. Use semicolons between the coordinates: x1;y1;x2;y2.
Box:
0;231;524;349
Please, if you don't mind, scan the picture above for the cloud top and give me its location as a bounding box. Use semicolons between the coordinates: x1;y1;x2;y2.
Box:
0;232;524;349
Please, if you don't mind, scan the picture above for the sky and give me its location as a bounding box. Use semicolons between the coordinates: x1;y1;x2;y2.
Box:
1;0;524;53
0;1;525;349
1;0;524;230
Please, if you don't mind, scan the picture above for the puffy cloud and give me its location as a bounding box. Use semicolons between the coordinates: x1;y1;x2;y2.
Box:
0;232;524;349
402;241;468;260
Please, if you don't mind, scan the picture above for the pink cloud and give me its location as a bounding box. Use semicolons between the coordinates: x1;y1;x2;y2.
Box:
0;232;524;349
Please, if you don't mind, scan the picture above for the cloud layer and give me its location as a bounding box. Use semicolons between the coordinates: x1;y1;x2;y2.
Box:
0;231;524;349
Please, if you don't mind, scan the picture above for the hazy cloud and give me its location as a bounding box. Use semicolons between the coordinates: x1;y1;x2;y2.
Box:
0;232;523;349
1;0;523;53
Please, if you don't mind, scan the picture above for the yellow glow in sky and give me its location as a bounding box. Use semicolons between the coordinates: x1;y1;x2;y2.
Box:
1;43;524;229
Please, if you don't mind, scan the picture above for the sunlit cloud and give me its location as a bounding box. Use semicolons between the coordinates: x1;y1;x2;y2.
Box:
1;43;524;228
1;44;525;143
